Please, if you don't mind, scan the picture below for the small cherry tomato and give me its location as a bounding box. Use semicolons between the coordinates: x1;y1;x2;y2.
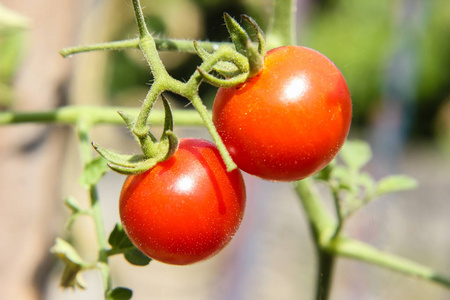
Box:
119;138;246;265
213;45;352;181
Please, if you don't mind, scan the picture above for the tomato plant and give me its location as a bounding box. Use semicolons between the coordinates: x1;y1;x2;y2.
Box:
119;138;246;265
212;45;352;181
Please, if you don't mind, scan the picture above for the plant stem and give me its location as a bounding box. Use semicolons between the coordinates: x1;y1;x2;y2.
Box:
294;179;336;244
294;179;337;300
266;0;297;48
77;120;111;295
188;93;236;171
0;107;204;126
331;186;344;238
59;38;230;57
316;251;335;300
132;0;150;38
328;237;450;288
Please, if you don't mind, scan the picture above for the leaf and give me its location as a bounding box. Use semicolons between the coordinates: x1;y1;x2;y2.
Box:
376;175;418;196
358;172;377;197
106;287;133;300
339;140;372;171
50;238;87;289
124;248;151;266
108;223;133;250
79;156;109;189
331;165;351;186
108;223;151;266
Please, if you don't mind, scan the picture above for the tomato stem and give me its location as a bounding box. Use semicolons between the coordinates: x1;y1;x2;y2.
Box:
266;0;297;49
0;106;205;126
294;179;337;300
327;237;450;288
315;251;335;300
76;120;112;296
59;38;230;58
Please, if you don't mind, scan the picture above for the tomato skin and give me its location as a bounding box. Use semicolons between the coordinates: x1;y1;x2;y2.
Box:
212;45;352;181
119;139;246;265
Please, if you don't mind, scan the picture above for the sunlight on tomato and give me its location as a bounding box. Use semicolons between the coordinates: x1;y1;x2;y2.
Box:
213;45;352;181
119;139;246;265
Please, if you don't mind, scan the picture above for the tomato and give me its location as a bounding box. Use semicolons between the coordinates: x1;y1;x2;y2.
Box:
119;138;246;265
212;45;352;181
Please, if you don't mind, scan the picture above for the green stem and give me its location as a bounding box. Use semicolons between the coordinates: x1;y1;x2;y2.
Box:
59;38;230;58
266;0;297;48
328;237;450;288
59;38;139;57
0;107;205;126
316;251;335;300
188;93;237;171
105;246;135;257
331;185;344;238
294;179;337;300
76;120;111;295
294;179;336;245
132;0;150;38
131;86;162;157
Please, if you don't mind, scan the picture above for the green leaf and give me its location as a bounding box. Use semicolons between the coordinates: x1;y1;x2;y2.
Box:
108;223;151;266
108;223;133;249
79;156;109;189
376;175;418;197
331;165;351;186
339;140;372;171
124;248;151;266
50;238;87;289
106;287;133;300
358;172;377;197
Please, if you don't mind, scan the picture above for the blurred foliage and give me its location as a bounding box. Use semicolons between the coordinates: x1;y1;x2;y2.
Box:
103;0;449;139
0;4;29;108
302;0;450;134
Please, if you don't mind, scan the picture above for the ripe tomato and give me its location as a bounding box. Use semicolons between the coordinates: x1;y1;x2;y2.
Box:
119;138;246;265
212;45;352;181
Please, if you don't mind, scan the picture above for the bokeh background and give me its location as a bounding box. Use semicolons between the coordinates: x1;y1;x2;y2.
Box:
1;0;449;299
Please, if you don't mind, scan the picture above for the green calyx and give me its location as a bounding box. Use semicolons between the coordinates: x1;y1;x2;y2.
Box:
195;13;266;87
93;95;179;175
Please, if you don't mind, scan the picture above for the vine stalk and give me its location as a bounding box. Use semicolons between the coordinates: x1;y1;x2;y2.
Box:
77;119;112;295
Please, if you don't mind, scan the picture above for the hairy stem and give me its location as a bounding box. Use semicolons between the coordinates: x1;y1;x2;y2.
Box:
59;38;230;57
0;107;205;126
188;93;237;171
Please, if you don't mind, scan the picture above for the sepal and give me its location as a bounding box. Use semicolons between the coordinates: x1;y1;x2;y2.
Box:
92;95;179;175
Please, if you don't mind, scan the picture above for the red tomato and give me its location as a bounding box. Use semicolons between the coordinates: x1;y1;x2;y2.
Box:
212;45;352;181
119;138;246;265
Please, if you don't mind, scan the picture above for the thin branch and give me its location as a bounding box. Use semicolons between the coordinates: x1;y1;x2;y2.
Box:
328;237;450;288
0;106;205;126
60;38;232;58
